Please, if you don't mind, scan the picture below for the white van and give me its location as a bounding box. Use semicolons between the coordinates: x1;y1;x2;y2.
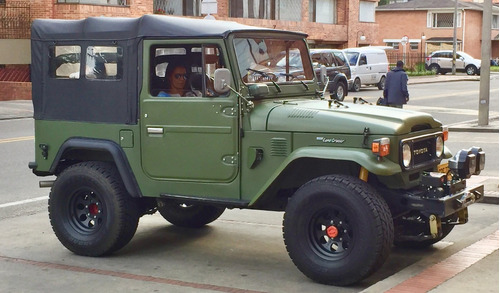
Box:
343;47;389;92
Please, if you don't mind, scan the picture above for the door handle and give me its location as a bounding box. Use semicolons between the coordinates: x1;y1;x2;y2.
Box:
147;127;164;134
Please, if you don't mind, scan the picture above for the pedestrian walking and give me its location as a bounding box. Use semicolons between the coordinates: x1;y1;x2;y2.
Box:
383;60;409;108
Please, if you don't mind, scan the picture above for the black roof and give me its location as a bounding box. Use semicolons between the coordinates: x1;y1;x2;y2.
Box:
31;14;307;41
377;0;499;12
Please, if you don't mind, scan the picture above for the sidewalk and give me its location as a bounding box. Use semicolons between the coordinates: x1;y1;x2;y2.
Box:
408;73;481;85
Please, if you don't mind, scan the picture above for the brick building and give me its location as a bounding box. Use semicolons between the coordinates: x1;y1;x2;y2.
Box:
376;0;499;67
0;0;378;100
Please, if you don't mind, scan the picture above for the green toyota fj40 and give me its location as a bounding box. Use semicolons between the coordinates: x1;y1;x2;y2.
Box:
29;15;485;286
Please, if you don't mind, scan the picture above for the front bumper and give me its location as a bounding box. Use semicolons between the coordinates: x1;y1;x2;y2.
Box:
403;182;484;218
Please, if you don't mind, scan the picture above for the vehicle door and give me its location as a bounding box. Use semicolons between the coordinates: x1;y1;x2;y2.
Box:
439;52;453;69
357;53;371;84
455;53;466;70
140;40;239;184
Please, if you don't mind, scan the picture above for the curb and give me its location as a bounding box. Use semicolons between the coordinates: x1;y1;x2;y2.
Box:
447;116;499;133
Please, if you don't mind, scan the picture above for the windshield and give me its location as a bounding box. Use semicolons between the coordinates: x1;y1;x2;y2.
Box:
345;52;359;66
233;37;314;84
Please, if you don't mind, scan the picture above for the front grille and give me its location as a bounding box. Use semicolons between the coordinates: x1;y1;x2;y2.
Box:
401;132;443;170
412;139;434;165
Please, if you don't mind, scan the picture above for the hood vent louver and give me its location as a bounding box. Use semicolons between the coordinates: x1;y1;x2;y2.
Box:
288;108;319;119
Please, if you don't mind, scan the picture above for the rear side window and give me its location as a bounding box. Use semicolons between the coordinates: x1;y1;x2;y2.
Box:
333;52;347;66
49;45;81;79
86;46;123;80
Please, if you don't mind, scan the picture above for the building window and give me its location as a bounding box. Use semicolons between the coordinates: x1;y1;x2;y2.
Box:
386;42;399;50
493;15;499;29
427;12;461;28
230;0;301;21
309;0;337;24
154;0;201;16
409;42;419;50
57;0;128;5
359;1;375;23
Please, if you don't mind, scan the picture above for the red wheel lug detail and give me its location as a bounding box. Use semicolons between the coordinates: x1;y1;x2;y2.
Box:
326;225;339;238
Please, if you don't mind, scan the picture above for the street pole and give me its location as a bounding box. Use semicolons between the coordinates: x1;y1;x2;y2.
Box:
452;0;458;75
478;0;492;126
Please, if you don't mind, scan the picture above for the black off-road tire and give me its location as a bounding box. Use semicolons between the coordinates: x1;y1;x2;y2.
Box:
394;225;455;249
283;175;394;286
394;213;458;249
49;161;139;256
157;200;225;228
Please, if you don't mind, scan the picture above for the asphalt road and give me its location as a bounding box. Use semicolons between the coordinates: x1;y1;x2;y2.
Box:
0;77;498;292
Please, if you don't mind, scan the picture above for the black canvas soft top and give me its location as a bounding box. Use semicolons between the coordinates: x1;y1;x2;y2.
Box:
30;15;307;125
31;14;307;41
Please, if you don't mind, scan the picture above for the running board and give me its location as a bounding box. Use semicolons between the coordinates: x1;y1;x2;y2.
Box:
159;193;250;209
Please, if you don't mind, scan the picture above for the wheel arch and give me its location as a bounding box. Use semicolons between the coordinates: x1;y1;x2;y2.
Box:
328;72;348;89
249;147;401;209
50;137;143;197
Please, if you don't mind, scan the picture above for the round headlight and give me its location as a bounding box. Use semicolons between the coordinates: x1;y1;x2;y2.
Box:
436;136;444;157
402;143;412;168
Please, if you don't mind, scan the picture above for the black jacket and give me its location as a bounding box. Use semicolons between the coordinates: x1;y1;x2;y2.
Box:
383;67;409;105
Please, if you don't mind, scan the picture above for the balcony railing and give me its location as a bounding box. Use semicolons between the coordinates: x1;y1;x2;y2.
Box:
0;1;31;39
57;0;128;6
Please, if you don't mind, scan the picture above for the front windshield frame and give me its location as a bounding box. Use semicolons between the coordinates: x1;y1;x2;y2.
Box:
232;36;314;85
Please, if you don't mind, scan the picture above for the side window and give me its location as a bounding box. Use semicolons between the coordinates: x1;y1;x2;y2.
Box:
150;44;226;97
86;46;123;80
49;45;81;79
333;52;347;67
359;54;367;65
310;53;331;68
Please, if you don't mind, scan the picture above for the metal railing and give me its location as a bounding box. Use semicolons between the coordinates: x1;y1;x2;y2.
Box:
386;52;427;70
0;2;31;39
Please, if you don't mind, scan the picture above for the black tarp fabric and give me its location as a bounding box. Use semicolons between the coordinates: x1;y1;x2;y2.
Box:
30;15;307;124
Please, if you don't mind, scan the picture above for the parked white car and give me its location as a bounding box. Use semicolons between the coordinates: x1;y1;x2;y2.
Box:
425;50;481;75
344;47;389;92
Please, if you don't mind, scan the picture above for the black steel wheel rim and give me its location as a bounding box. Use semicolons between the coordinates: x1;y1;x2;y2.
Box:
308;207;353;260
67;188;105;234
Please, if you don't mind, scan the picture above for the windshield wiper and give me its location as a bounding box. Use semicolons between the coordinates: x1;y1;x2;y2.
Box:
279;72;309;90
246;68;281;93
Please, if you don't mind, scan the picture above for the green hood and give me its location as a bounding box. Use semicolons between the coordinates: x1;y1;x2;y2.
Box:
250;99;442;135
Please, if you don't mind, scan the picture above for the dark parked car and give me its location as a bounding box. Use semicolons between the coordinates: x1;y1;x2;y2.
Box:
310;49;351;101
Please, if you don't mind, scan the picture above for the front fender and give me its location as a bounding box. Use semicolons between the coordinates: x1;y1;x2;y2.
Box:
249;146;401;204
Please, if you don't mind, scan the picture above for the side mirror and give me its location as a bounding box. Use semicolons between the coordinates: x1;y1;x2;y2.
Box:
320;65;327;85
213;68;232;94
248;83;269;98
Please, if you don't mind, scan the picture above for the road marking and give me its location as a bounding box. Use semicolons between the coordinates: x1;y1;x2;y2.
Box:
0;196;48;208
385;230;499;293
0;255;266;293
0;136;34;144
